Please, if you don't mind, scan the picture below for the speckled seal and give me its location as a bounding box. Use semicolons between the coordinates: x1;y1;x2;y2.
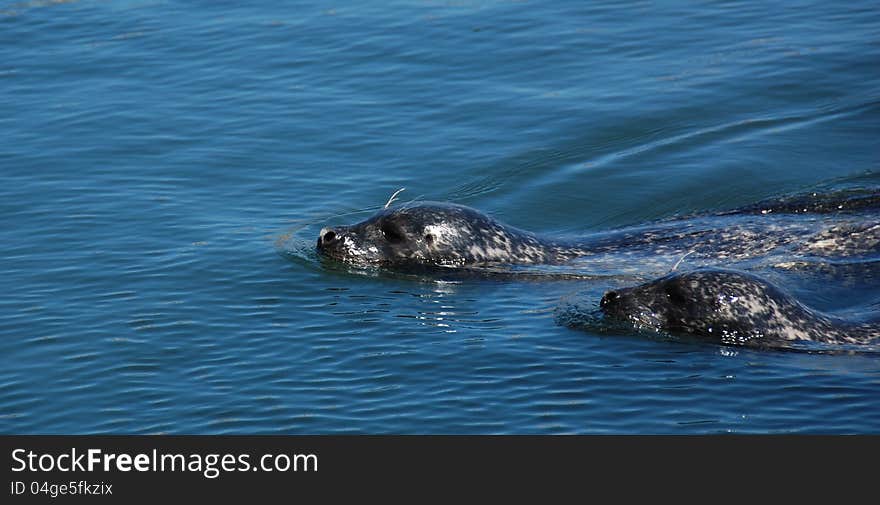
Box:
599;269;880;346
316;192;879;269
317;202;582;267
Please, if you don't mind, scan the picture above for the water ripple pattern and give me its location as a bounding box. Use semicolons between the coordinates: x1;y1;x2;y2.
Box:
1;1;878;433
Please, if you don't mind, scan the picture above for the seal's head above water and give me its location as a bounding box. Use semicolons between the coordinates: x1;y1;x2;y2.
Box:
599;269;877;346
317;202;567;267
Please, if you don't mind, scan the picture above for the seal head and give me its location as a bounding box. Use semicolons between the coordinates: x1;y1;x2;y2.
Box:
317;202;565;267
599;269;878;346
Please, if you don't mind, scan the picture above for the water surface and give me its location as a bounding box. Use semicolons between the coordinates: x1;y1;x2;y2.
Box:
1;0;879;433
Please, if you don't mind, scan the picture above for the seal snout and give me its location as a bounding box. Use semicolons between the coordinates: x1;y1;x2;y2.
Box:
600;288;636;319
600;290;620;310
317;227;343;252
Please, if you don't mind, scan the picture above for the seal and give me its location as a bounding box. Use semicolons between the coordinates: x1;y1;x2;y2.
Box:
316;189;880;270
317;202;584;267
599;269;880;347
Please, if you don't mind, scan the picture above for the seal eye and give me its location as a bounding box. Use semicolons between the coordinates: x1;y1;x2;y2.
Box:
380;221;405;244
424;233;434;244
665;284;687;305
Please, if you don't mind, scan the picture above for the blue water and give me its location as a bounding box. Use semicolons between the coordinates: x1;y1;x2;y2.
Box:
2;1;879;433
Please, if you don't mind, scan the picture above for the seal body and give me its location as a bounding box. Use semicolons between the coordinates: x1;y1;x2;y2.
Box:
599;269;879;346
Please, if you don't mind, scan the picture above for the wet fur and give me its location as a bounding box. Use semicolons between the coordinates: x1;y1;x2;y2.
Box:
599;269;879;347
317;191;879;269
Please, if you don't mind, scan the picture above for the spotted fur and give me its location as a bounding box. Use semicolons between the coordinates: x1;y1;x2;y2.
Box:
599;269;879;346
317;202;583;267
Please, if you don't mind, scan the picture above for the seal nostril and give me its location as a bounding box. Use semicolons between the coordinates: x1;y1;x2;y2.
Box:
322;230;337;244
601;291;619;308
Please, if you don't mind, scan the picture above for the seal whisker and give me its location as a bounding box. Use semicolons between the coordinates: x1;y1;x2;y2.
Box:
672;250;696;272
384;188;406;209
